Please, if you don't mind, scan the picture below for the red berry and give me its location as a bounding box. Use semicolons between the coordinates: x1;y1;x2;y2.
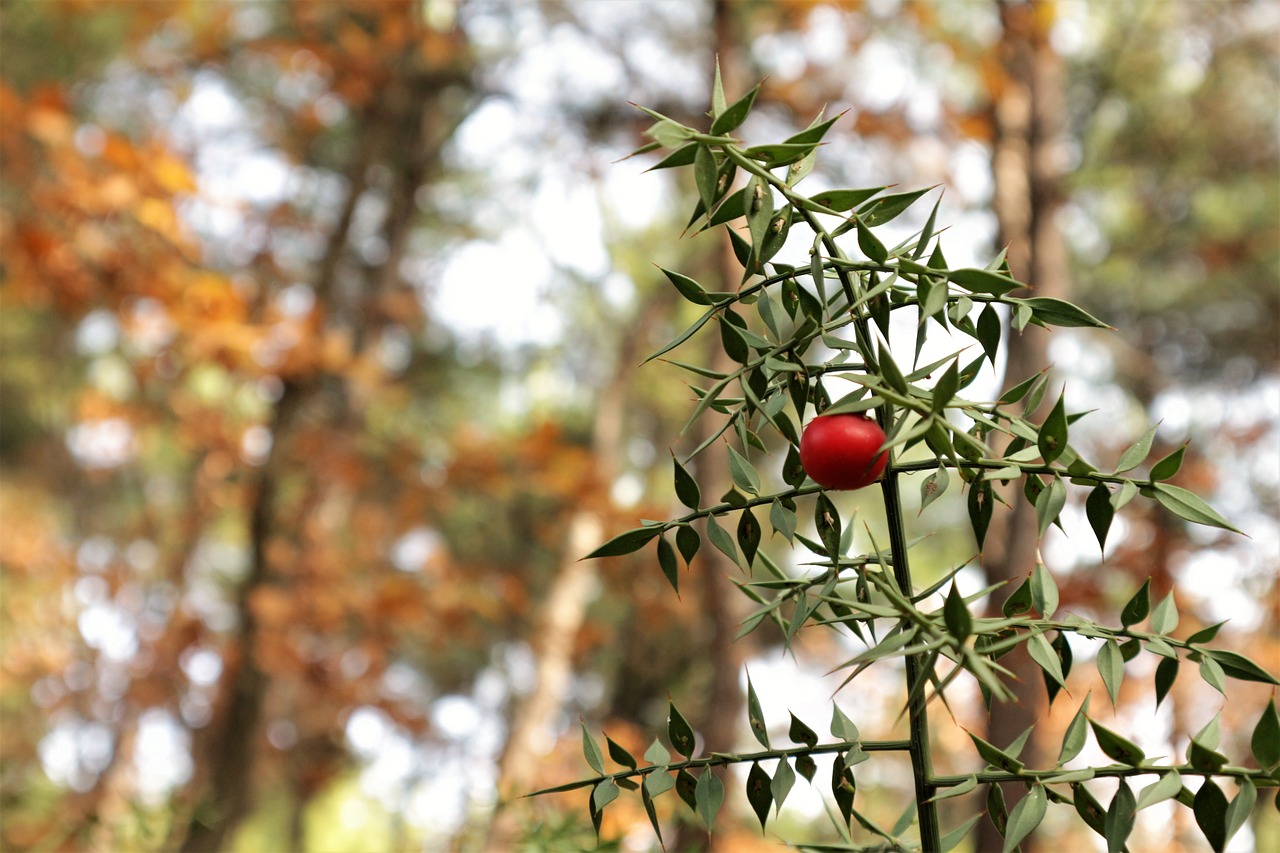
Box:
799;413;888;490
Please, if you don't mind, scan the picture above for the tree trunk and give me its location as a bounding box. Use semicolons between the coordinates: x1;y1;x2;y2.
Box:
977;3;1069;852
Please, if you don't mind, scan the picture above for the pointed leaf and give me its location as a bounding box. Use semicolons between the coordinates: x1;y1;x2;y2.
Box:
668;702;696;758
1136;770;1183;811
645;739;671;766
586;525;662;559
770;498;796;542
582;723;605;774
1104;779;1136;853
1037;391;1068;465
968;479;994;551
1194;779;1229;852
1031;561;1059;619
1028;631;1067;691
771;757;796;812
944;582;972;642
737;507;761;567
860;186;932;226
695;768;724;832
795;754;817;782
1115;424;1158;473
1155;657;1179;708
1149;443;1186;481
746;762;773;830
968;731;1024;774
673;454;701;509
1120;578;1151;628
831;752;855;826
1098;639;1124;707
746;672;769;749
1085;482;1115;552
920;464;950;512
788;712;818;748
1021;296;1112;329
947;267;1023;296
1203;648;1280;685
1252;698;1280;771
1152;482;1242;534
1057;696;1091;766
657;535;679;593
607;735;636;771
676;523;700;568
815;493;841;560
705;514;739;566
710;83;760;135
1002;785;1047;853
1150;592;1179;635
1089;718;1145;766
830;704;860;743
727;444;762;496
1225;777;1256;846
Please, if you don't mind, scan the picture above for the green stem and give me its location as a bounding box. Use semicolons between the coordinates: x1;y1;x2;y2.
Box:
881;467;942;852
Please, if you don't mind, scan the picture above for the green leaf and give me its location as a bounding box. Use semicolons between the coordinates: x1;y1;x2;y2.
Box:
1035;476;1067;538
771;757;796;812
1089;718;1145;766
810;186;886;212
695;767;725;832
1098;639;1124;707
606;735;636;771
1104;780;1136;853
668;702;696;758
788;712;818;748
831;752;856;827
968;731;1025;774
1154;657;1179;708
860;186;932;226
1057;696;1091;766
1136;770;1183;811
830;704;860;743
968;479;993;551
746;672;769;749
737;507;761;567
694;145;718;219
1150;592;1179;635
947;267;1023;296
705;514;739;566
769;499;796;542
1073;782;1107;838
673;453;701;509
987;783;1008;839
1203;648;1280;685
657;535;679;594
745;142;817;167
645;738;671;766
1020;296;1112;329
931;775;977;803
710;82;760;135
726;444;762;496
711;60;727;117
592;777;620;814
676;523;700;568
1152;482;1242;534
586;525;662;559
1149;443;1187;481
1029;561;1058;619
1115;424;1158;473
1002;785;1047;853
1028;632;1066;692
976;304;1002;365
745;762;773;831
1085;482;1115;553
1003;577;1034;618
660;267;714;306
1225;777;1256;847
641;782;665;847
1252;698;1280;771
581;722;606;775
855;217;888;264
1194;779;1229;852
795;754;817;782
646;141;697;170
1121;578;1151;628
920;464;950;513
1037;391;1068;465
675;768;698;812
1199;656;1227;695
1187;621;1226;644
943;582;972;642
815;493;841;560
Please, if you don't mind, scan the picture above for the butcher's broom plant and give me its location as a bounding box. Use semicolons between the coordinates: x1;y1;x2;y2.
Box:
531;70;1278;853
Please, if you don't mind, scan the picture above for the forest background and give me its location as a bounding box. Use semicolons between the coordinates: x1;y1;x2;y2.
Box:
0;1;1276;851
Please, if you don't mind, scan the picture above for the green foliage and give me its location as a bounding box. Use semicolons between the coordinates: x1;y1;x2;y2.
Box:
533;75;1276;852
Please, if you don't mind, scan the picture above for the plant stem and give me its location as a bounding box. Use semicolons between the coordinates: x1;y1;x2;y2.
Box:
882;467;942;852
